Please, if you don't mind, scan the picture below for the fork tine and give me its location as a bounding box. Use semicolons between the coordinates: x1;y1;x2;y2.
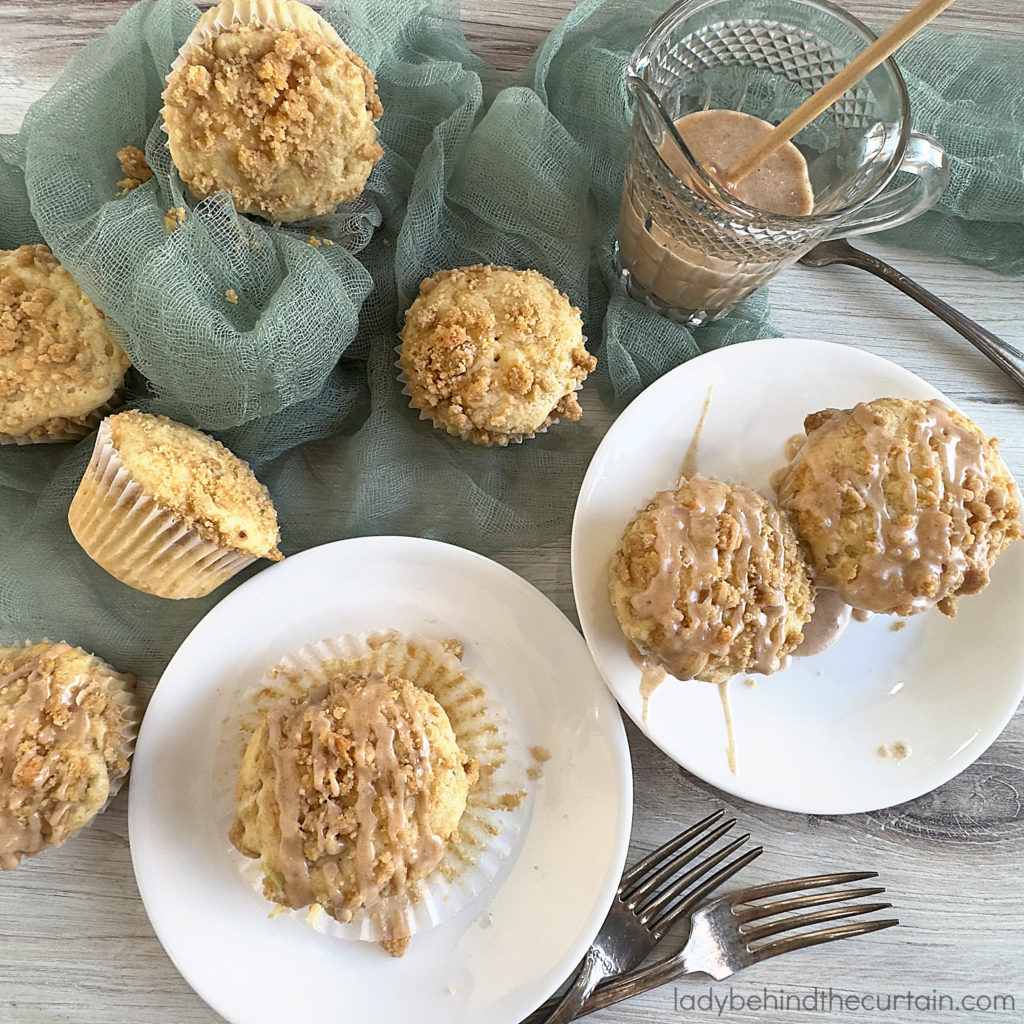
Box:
647;844;764;934
620;810;724;890
625;817;738;904
730;870;878;904
734;885;887;923
750;916;900;962
639;833;749;918
742;901;893;942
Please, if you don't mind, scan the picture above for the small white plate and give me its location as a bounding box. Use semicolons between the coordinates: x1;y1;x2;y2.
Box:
129;537;631;1024
572;338;1024;815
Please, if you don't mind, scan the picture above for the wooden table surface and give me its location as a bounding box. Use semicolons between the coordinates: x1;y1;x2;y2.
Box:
2;2;1023;1023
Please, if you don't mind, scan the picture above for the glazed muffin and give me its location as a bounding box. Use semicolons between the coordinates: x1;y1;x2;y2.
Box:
68;411;283;599
0;642;140;870
162;0;383;223
609;475;814;683
0;244;129;444
774;398;1022;616
399;264;597;445
230;667;479;957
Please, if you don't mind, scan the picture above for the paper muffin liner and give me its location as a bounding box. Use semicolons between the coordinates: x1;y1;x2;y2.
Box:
67;418;256;600
0;643;142;867
226;631;527;946
394;339;589;448
80;649;143;806
169;0;346;77
0;389;125;446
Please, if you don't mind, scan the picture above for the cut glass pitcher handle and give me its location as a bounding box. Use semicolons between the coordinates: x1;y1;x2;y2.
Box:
833;131;950;238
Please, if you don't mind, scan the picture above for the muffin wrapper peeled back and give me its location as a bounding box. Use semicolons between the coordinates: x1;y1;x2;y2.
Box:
222;632;526;946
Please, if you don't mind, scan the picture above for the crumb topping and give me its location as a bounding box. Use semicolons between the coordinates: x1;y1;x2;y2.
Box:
116;145;153;194
108;410;282;559
230;668;477;950
609;476;813;683
775;398;1022;616
399;264;596;445
0;244;130;439
162;12;383;222
164;206;187;232
0;642;136;870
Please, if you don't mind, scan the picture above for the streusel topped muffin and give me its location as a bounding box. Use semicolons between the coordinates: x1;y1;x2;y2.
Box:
68;411;283;599
609;475;814;683
774;398;1022;616
0;244;129;444
230;667;479;956
162;0;383;222
0;642;139;870
399;264;596;445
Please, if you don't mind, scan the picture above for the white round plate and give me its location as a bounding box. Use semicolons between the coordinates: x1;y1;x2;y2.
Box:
130;537;631;1024
572;338;1024;815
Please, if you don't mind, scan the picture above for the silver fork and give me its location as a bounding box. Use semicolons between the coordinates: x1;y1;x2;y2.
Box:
535;810;762;1024
799;238;1024;391
530;871;899;1022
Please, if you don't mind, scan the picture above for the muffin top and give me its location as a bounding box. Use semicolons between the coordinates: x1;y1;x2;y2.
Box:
609;475;814;684
399;264;596;445
162;0;383;222
108;411;282;560
774;397;1022;616
0;642;137;870
0;244;130;441
229;669;478;951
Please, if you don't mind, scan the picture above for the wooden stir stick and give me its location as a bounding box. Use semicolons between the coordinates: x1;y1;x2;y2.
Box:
721;0;957;190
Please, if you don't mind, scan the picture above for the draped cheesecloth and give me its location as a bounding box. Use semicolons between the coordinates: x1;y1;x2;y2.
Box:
1;0;1021;674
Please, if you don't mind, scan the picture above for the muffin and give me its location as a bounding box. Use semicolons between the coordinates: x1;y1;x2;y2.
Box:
161;0;383;223
774;398;1022;616
0;642;140;870
230;666;479;956
68;411;283;599
226;631;526;955
0;244;129;444
399;264;596;445
609;475;814;683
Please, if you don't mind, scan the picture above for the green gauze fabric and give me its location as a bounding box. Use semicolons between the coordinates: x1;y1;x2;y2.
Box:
1;0;1022;676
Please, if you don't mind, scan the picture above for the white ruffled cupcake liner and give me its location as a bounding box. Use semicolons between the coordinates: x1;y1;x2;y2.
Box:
227;631;526;946
67;418;255;600
169;0;347;77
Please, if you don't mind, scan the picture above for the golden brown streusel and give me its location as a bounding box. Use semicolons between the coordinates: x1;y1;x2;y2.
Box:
230;668;478;955
162;2;383;222
164;206;187;232
0;244;130;442
116;145;153;194
0;642;138;870
775;398;1022;616
609;475;814;683
399;264;596;445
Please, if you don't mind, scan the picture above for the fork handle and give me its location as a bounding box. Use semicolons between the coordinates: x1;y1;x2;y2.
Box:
577;948;694;1015
835;247;1024;392
522;949;694;1024
537;947;616;1024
